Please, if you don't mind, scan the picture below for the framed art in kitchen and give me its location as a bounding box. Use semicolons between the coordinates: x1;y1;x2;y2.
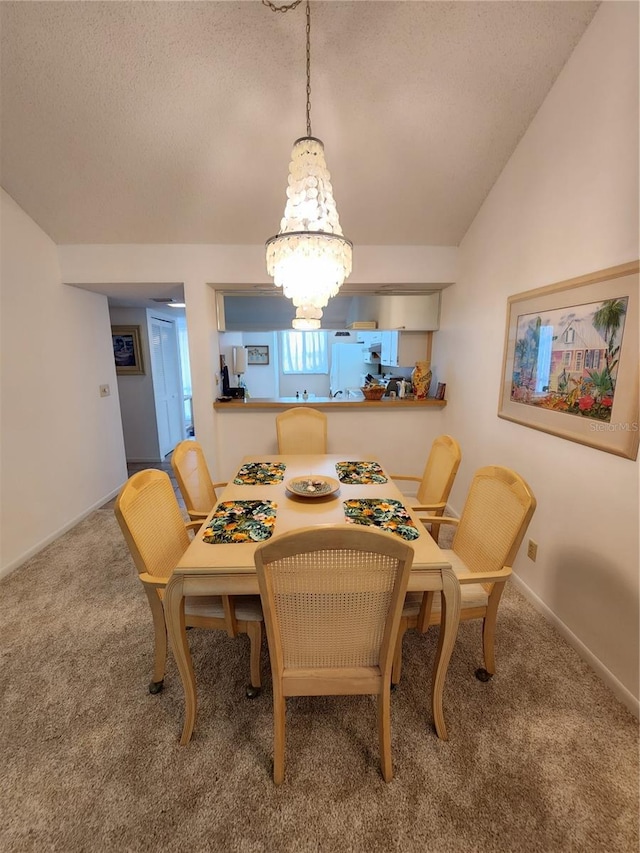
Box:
498;261;639;460
247;345;269;365
111;325;145;375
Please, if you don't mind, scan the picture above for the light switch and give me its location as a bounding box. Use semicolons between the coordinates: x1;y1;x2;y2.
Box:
99;384;110;398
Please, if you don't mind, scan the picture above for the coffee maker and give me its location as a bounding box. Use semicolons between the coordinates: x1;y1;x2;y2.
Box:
221;360;245;399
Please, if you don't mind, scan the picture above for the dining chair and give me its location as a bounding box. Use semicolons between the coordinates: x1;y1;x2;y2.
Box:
275;407;328;454
115;468;263;697
391;434;462;543
171;439;227;521
254;524;414;784
392;465;536;685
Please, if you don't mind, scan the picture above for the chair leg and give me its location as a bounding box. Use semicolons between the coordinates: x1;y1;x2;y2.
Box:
391;618;408;686
245;620;262;698
426;510;445;544
377;689;393;782
273;690;286;785
416;591;435;633
145;587;167;693
476;585;505;681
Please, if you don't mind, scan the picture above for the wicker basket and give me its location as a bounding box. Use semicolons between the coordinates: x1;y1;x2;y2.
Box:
361;385;386;401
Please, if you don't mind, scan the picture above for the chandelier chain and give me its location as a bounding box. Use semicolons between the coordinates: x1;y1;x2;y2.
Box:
262;0;312;138
263;0;351;327
261;0;303;12
305;1;311;137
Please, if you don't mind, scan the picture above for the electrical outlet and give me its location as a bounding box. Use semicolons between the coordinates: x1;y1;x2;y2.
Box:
527;539;538;561
99;384;110;398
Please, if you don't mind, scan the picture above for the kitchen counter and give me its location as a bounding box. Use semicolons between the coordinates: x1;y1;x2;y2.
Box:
213;396;446;411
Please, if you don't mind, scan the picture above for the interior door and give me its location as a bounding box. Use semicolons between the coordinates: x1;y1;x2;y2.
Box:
149;316;184;457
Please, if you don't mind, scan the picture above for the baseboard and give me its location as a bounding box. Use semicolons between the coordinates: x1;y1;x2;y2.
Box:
445;502;637;716
511;573;639;718
0;486;122;581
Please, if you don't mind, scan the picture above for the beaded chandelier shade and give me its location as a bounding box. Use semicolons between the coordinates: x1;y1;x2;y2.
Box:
263;0;352;330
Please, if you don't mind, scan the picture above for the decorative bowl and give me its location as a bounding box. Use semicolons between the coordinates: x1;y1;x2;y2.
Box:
361;385;386;400
286;476;340;499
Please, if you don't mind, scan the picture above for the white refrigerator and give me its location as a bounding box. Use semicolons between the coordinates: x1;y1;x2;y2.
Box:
329;344;368;397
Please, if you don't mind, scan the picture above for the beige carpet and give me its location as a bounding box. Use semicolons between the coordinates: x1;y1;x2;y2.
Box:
0;504;638;853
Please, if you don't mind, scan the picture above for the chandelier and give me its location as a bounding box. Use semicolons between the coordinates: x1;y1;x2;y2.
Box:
263;0;352;330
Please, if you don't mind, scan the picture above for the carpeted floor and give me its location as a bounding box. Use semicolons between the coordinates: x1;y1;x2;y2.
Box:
0;500;638;852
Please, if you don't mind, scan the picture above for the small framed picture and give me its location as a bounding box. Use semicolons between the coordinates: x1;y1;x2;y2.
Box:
112;325;145;375
247;345;269;365
435;382;447;400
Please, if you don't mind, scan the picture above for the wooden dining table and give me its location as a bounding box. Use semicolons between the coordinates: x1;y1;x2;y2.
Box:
165;454;461;745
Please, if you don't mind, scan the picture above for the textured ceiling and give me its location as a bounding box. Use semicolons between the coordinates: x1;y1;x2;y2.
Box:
1;1;599;248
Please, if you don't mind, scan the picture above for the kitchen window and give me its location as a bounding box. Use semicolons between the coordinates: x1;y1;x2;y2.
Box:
281;331;329;374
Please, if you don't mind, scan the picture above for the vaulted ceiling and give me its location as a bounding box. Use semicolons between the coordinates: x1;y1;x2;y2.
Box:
1;1;599;250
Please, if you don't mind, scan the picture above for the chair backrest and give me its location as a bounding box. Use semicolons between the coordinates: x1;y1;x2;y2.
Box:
416;434;462;506
115;469;190;580
171;440;218;517
453;466;536;574
275;407;328;454
255;526;413;680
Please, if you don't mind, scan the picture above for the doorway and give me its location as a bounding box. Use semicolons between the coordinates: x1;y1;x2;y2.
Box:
109;304;190;463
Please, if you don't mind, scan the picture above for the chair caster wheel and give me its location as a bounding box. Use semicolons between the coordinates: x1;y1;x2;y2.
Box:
390;683;398;692
149;679;164;694
475;668;492;682
246;685;261;699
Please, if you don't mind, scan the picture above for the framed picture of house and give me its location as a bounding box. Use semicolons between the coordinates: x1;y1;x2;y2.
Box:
111;325;145;375
246;345;269;365
498;261;639;460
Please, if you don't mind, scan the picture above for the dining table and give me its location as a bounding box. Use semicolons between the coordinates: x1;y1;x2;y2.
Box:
164;454;461;745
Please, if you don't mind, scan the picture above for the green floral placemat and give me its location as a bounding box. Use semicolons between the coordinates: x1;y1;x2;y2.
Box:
233;462;286;485
343;498;419;541
203;500;277;544
335;461;388;484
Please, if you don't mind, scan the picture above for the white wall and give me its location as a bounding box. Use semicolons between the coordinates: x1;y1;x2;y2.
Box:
212;408;448;483
218;332;280;399
434;2;639;709
0;190;128;577
243;333;279;398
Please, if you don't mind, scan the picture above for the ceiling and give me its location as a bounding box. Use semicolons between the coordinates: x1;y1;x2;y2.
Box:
1;0;600;248
2;2;599;309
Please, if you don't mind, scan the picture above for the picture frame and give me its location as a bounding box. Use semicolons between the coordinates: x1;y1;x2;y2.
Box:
498;261;639;460
246;345;269;365
111;325;145;375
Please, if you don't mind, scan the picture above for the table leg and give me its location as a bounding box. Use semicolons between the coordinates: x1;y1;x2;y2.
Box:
431;567;461;740
164;574;197;745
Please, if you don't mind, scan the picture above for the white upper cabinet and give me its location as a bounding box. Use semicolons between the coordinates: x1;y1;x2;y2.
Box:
375;294;440;330
380;331;429;368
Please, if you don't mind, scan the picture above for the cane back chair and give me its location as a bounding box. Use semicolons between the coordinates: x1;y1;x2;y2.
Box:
115;469;263;697
255;525;414;784
275;407;328;454
392;465;536;685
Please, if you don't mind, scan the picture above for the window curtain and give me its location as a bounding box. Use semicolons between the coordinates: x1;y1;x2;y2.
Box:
281;331;328;374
